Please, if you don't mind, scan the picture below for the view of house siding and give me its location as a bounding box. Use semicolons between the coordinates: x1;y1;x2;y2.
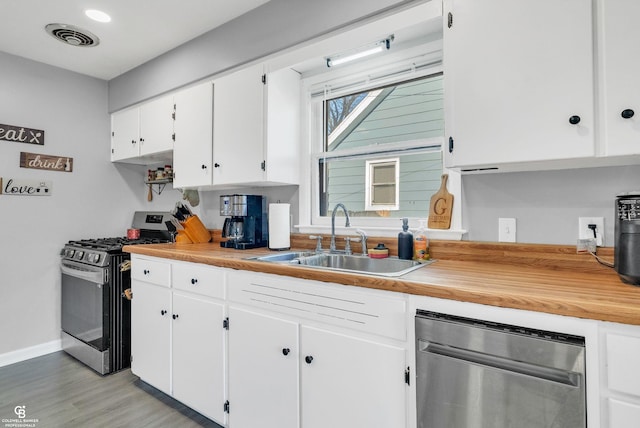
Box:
323;74;444;218
324;151;443;218
329;76;444;151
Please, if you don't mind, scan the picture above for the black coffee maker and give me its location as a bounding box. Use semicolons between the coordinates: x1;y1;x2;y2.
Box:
220;194;268;249
615;192;640;285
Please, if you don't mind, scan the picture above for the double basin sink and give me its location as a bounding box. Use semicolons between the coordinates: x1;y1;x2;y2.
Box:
247;251;433;277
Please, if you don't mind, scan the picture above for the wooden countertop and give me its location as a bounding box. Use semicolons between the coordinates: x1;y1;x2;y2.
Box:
124;240;640;326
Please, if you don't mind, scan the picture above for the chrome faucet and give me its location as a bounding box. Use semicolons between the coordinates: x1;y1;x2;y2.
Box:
330;203;350;252
355;229;368;256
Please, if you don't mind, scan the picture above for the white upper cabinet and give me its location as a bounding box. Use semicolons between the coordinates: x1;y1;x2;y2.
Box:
213;64;300;186
111;94;174;163
213;64;265;185
172;82;214;188
599;0;640;156
111;107;140;161
139;95;175;156
443;0;595;170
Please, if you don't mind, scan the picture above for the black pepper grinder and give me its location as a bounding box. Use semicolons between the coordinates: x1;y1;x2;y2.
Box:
398;217;413;260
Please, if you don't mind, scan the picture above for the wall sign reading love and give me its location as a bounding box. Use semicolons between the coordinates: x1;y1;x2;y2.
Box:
20;152;73;172
0;123;45;145
0;177;52;196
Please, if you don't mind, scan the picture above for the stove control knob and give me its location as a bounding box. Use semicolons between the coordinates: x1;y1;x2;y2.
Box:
67;249;75;258
76;251;85;260
93;254;101;264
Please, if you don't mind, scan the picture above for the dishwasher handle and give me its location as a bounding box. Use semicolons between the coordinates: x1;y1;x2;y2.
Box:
420;341;581;387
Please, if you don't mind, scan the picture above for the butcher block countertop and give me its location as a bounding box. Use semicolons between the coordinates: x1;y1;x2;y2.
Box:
124;235;640;326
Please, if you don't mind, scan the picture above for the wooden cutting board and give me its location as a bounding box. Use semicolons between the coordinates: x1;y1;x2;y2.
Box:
428;174;454;229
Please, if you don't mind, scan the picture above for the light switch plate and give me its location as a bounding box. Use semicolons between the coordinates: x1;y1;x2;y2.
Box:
499;218;516;243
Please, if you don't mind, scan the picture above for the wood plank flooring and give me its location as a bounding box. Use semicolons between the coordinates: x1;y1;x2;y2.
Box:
0;351;223;428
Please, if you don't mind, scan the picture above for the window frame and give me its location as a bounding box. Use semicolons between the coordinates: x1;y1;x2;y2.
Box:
297;41;465;239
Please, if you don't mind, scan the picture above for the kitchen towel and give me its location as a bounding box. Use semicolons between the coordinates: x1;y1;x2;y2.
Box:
268;203;290;250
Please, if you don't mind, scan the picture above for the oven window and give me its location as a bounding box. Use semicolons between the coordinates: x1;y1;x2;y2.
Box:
61;273;110;351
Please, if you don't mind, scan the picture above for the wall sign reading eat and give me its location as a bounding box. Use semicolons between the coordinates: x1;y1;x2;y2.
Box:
20;152;73;172
0;177;52;196
0;123;44;145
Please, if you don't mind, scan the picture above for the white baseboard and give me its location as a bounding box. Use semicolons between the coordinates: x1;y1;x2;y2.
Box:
0;340;62;368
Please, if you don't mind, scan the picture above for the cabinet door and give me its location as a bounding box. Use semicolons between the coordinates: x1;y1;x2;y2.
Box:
606;333;640;396
139;95;174;156
300;326;406;428
111;108;140;161
213;64;265;185
443;0;594;168
227;307;298;428
173;82;214;188
130;281;171;394
172;293;225;423
264;68;301;185
600;0;640;156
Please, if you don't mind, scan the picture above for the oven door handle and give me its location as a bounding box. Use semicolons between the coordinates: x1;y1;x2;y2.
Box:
61;261;105;284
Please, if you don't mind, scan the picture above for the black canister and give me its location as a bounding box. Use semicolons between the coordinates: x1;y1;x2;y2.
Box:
398;218;414;260
615;193;640;286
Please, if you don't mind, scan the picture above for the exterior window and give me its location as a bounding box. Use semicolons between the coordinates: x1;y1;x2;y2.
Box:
317;73;444;219
366;158;399;211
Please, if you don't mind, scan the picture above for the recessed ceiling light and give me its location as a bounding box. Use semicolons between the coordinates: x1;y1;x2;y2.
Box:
85;9;111;23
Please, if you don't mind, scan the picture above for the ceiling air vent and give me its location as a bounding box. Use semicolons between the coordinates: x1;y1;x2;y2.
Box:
45;23;100;47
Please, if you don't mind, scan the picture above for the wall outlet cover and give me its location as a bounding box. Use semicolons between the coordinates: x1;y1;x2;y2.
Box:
578;217;604;246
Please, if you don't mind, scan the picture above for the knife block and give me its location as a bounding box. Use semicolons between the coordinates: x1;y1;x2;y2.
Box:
180;216;212;243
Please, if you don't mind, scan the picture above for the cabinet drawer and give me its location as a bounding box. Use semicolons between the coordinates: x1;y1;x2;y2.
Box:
609;398;640;428
228;271;407;341
607;333;640;396
172;262;225;299
131;256;171;287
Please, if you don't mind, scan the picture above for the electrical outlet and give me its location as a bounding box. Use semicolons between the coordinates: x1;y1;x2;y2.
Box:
578;217;604;246
499;218;516;242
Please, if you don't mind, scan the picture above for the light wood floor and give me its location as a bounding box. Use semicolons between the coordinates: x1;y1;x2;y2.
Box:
0;351;223;428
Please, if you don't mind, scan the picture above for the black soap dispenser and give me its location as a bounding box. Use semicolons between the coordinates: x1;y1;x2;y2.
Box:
398;217;413;260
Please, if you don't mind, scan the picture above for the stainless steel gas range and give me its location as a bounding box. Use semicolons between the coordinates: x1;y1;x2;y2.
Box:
60;212;173;375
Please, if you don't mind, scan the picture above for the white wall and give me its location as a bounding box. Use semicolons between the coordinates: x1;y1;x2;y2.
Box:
462;165;640;245
0;52;183;363
108;0;420;111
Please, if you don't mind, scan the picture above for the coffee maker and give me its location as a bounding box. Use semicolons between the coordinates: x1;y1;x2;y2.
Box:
220;194;268;249
615;192;640;285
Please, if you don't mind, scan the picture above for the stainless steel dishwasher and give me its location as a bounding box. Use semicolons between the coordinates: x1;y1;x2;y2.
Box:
415;310;586;428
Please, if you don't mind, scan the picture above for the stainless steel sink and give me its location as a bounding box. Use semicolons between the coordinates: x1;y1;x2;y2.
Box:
248;252;433;277
248;251;316;263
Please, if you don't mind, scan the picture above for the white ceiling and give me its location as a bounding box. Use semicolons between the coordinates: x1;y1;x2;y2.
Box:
0;0;270;80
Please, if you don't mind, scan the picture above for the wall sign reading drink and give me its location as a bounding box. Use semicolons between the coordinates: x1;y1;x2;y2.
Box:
0;177;52;196
20;152;73;172
0;123;45;145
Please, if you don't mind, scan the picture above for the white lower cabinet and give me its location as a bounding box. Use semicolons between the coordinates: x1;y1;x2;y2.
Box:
130;259;640;428
601;323;640;428
130;256;226;425
300;326;406;428
226;306;407;428
227;307;299;428
226;271;409;428
131;280;171;394
172;292;225;422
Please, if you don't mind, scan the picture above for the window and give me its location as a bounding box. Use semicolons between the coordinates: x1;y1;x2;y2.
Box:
315;73;444;221
366;158;399;211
